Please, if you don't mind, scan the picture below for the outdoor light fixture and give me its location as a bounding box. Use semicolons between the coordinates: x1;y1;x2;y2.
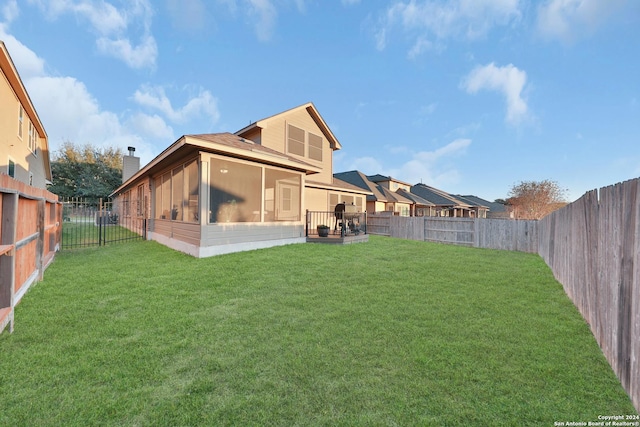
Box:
220;168;228;174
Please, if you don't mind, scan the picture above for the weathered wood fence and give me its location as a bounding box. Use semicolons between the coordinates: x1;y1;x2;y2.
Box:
368;178;640;411
367;214;538;253
538;178;640;412
0;175;61;334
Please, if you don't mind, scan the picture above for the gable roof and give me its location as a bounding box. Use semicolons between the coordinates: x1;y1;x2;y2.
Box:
410;183;471;207
334;170;388;202
112;132;322;196
1;41;51;181
366;174;412;187
235;102;342;150
456;195;504;212
396;188;435;206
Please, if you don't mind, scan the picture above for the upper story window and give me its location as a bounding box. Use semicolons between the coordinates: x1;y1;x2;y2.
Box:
18;106;23;138
28;121;37;155
287;124;323;162
287;125;305;157
308;133;323;161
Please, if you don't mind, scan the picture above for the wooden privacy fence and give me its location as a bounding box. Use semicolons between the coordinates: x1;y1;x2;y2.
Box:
367;214;538;253
538;178;640;412
0;175;61;334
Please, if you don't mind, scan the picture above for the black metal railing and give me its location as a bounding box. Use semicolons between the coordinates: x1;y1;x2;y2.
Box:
306;210;367;237
61;198;146;249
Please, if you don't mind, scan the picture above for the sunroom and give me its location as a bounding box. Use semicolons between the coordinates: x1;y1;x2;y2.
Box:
112;133;322;257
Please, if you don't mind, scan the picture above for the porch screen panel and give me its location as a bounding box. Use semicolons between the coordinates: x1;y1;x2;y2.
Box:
184;160;199;223
209;159;261;223
172;166;184;221
157;172;171;219
264;169;301;222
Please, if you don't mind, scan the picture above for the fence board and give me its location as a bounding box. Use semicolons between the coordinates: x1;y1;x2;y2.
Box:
1;176;61;334
539;178;640;412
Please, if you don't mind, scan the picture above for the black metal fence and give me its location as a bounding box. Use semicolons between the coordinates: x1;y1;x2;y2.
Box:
306;210;367;237
61;198;146;249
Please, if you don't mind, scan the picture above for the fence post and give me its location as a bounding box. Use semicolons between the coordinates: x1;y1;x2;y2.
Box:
99;198;103;247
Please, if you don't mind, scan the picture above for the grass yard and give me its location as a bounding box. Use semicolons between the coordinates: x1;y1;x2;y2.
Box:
0;236;636;426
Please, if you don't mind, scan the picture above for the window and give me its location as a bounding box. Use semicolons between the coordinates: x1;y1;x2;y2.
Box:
18;106;23;138
287;124;305;156
28;121;37;154
184;160;199;222
8;159;15;178
308;133;323;161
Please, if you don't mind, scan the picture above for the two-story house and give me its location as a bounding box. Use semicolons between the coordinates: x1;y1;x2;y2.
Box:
0;41;51;188
111;103;370;257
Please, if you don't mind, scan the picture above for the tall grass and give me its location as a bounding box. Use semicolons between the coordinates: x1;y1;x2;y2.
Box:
0;236;635;425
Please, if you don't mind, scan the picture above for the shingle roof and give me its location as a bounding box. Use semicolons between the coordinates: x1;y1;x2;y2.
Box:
410;184;467;206
334;170;389;202
456;195;506;212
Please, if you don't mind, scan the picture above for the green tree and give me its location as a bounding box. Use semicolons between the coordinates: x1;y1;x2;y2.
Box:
48;142;124;203
507;180;568;220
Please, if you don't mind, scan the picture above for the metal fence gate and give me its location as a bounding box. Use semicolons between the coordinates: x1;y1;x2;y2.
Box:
61;197;146;249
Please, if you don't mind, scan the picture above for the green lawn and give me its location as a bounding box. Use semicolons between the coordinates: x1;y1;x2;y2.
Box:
0;236;636;426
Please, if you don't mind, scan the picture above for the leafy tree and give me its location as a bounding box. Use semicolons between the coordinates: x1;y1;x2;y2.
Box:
48;142;124;203
507;180;568;220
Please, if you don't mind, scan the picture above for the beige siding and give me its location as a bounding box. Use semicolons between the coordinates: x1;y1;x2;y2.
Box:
0;46;49;189
260;109;333;184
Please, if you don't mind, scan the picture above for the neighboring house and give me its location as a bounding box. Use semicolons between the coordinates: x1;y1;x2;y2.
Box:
455;195;510;219
110;103;370;257
411;184;489;218
333;171;417;216
0;41;51;188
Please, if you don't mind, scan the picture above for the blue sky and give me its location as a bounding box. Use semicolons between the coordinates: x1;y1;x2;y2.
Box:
1;0;639;202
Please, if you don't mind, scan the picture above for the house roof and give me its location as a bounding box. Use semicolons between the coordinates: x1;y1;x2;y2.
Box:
410;183;472;207
1;41;51;181
235;102;342;150
456;195;504;212
333;170;390;202
306;177;373;195
111;132;322;196
396;188;435;206
366;174;412;187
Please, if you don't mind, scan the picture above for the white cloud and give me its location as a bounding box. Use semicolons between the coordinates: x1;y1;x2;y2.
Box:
132;85;220;125
461;62;529;125
1;0;19;23
342;0;361;5
537;0;629;43
27;0;157;69
166;0;208;32
247;0;278;42
344;139;471;189
391;139;472;187
376;0;522;55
